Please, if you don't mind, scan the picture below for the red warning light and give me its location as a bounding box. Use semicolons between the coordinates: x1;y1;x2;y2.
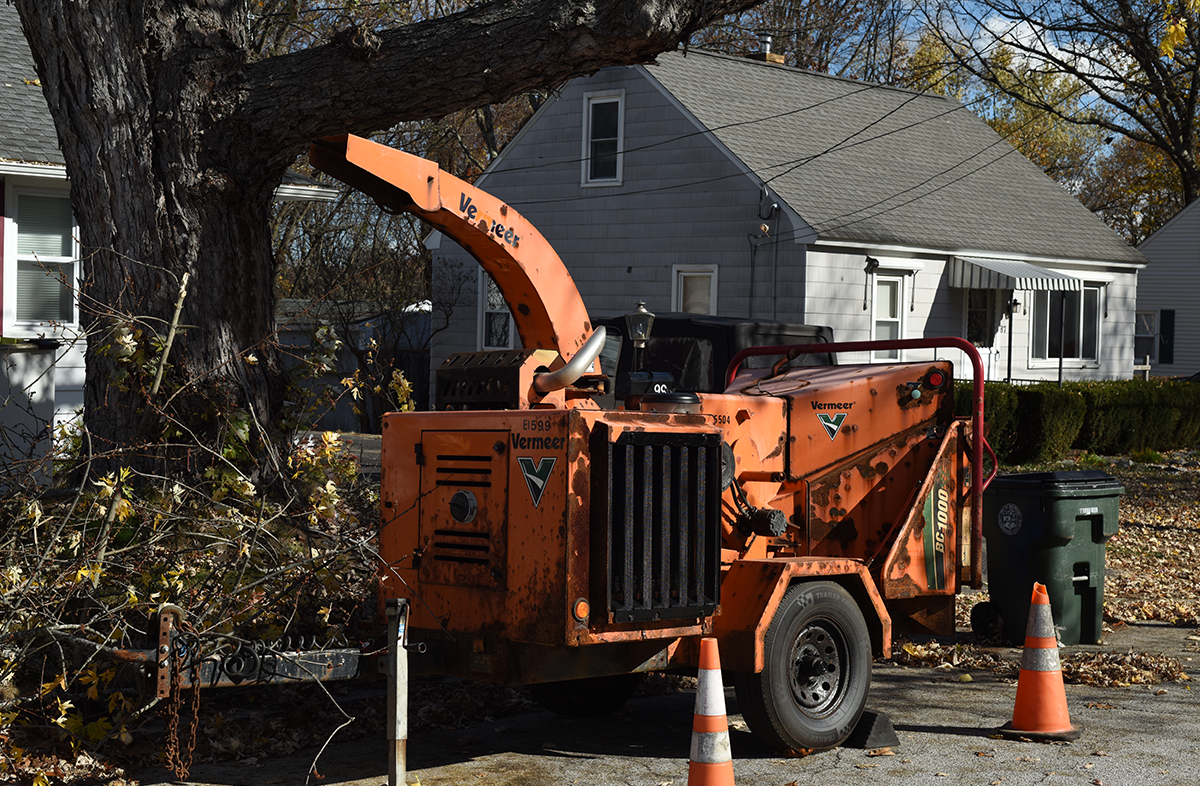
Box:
927;370;946;388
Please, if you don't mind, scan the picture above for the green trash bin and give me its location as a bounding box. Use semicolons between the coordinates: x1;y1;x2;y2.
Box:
980;470;1124;645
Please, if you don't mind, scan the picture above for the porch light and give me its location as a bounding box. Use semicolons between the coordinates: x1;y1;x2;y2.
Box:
625;301;655;349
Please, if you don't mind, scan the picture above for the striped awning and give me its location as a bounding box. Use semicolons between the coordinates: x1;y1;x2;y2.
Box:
949;257;1082;291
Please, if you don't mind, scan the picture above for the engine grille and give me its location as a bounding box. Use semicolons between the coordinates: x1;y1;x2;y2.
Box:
597;430;722;623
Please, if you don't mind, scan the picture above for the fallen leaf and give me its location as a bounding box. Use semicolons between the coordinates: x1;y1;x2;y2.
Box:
867;748;894;757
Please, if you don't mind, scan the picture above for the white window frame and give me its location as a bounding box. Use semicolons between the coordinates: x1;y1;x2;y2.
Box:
1030;284;1102;366
477;269;513;350
672;264;718;315
871;274;905;361
1134;309;1158;365
581;90;625;186
9;186;80;332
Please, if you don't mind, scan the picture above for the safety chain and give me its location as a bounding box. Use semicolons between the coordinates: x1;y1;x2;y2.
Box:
164;624;202;780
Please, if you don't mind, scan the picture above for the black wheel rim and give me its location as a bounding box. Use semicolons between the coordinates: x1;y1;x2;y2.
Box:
788;618;848;717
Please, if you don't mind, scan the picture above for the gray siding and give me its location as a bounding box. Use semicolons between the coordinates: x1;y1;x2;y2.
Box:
1137;201;1200;375
433;65;804;368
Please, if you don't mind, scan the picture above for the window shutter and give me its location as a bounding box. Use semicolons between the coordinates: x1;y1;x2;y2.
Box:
1159;310;1175;364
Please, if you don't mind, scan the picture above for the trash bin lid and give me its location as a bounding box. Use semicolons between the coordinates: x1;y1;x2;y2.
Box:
988;470;1123;493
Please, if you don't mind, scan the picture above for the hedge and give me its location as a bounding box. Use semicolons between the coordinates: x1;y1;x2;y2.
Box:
954;378;1200;464
1071;379;1200;454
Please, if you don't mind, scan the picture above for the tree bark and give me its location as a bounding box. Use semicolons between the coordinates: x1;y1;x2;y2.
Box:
13;0;762;476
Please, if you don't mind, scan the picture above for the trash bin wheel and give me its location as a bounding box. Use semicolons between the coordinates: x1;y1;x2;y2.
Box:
528;673;643;717
970;600;1003;638
734;581;871;752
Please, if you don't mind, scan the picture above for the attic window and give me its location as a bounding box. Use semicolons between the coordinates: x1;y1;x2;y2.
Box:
582;92;624;185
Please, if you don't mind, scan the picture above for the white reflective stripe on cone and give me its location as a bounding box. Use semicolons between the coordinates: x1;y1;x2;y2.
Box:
690;730;732;763
1021;647;1063;672
1025;604;1054;637
694;668;726;716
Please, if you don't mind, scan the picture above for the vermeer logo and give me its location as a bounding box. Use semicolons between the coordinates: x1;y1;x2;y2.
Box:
517;456;556;507
816;412;847;440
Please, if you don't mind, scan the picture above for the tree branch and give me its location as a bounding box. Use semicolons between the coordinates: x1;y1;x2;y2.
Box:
233;0;764;162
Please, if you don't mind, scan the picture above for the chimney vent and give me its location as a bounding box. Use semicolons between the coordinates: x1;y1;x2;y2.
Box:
748;30;785;64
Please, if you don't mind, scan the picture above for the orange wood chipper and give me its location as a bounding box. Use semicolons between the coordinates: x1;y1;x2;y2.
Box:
310;134;997;753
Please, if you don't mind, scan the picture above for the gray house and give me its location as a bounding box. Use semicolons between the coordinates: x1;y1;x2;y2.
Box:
430;48;1146;386
1135;199;1199;376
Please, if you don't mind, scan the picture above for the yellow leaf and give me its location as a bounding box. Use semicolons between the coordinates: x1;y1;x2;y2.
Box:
85;717;113;741
40;674;67;696
1161;17;1188;59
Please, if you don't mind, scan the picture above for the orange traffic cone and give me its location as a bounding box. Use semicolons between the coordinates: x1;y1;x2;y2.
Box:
998;582;1081;741
688;637;734;785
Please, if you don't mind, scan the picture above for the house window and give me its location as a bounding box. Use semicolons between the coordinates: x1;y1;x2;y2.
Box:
16;192;77;324
873;275;903;360
582;93;623;185
479;271;513;350
966;290;995;348
1031;286;1100;361
1134;311;1157;364
672;265;717;314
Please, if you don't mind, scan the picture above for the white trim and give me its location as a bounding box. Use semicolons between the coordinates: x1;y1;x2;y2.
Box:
671;264;718;315
581;90;625;187
870;255;925;273
477;268;513;350
0;161;68;179
813;239;1145;270
5;184;81;335
1133;308;1159;365
1027;284;1103;368
871;274;905;361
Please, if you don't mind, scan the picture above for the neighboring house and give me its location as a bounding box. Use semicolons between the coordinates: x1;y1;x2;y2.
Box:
429;48;1146;389
0;4;335;426
1135;199;1199;376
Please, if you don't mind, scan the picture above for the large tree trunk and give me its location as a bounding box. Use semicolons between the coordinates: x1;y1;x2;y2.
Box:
16;3;285;473
13;0;762;478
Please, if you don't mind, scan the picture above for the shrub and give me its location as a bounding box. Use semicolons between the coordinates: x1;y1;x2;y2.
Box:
1008;383;1086;464
954;381;1020;463
1072;379;1200;454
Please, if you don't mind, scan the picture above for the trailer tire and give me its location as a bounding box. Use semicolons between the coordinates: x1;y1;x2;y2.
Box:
970;600;1002;638
528;673;643;718
734;581;871;753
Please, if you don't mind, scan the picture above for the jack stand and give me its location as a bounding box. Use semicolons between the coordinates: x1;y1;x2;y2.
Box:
386;598;410;786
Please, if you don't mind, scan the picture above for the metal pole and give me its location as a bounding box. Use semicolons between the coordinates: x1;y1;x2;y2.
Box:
1057;291;1066;387
1006;297;1015;383
386;598;410;786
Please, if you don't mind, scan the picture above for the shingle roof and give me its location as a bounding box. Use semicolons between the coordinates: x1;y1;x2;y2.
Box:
0;4;65;166
643;49;1144;265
